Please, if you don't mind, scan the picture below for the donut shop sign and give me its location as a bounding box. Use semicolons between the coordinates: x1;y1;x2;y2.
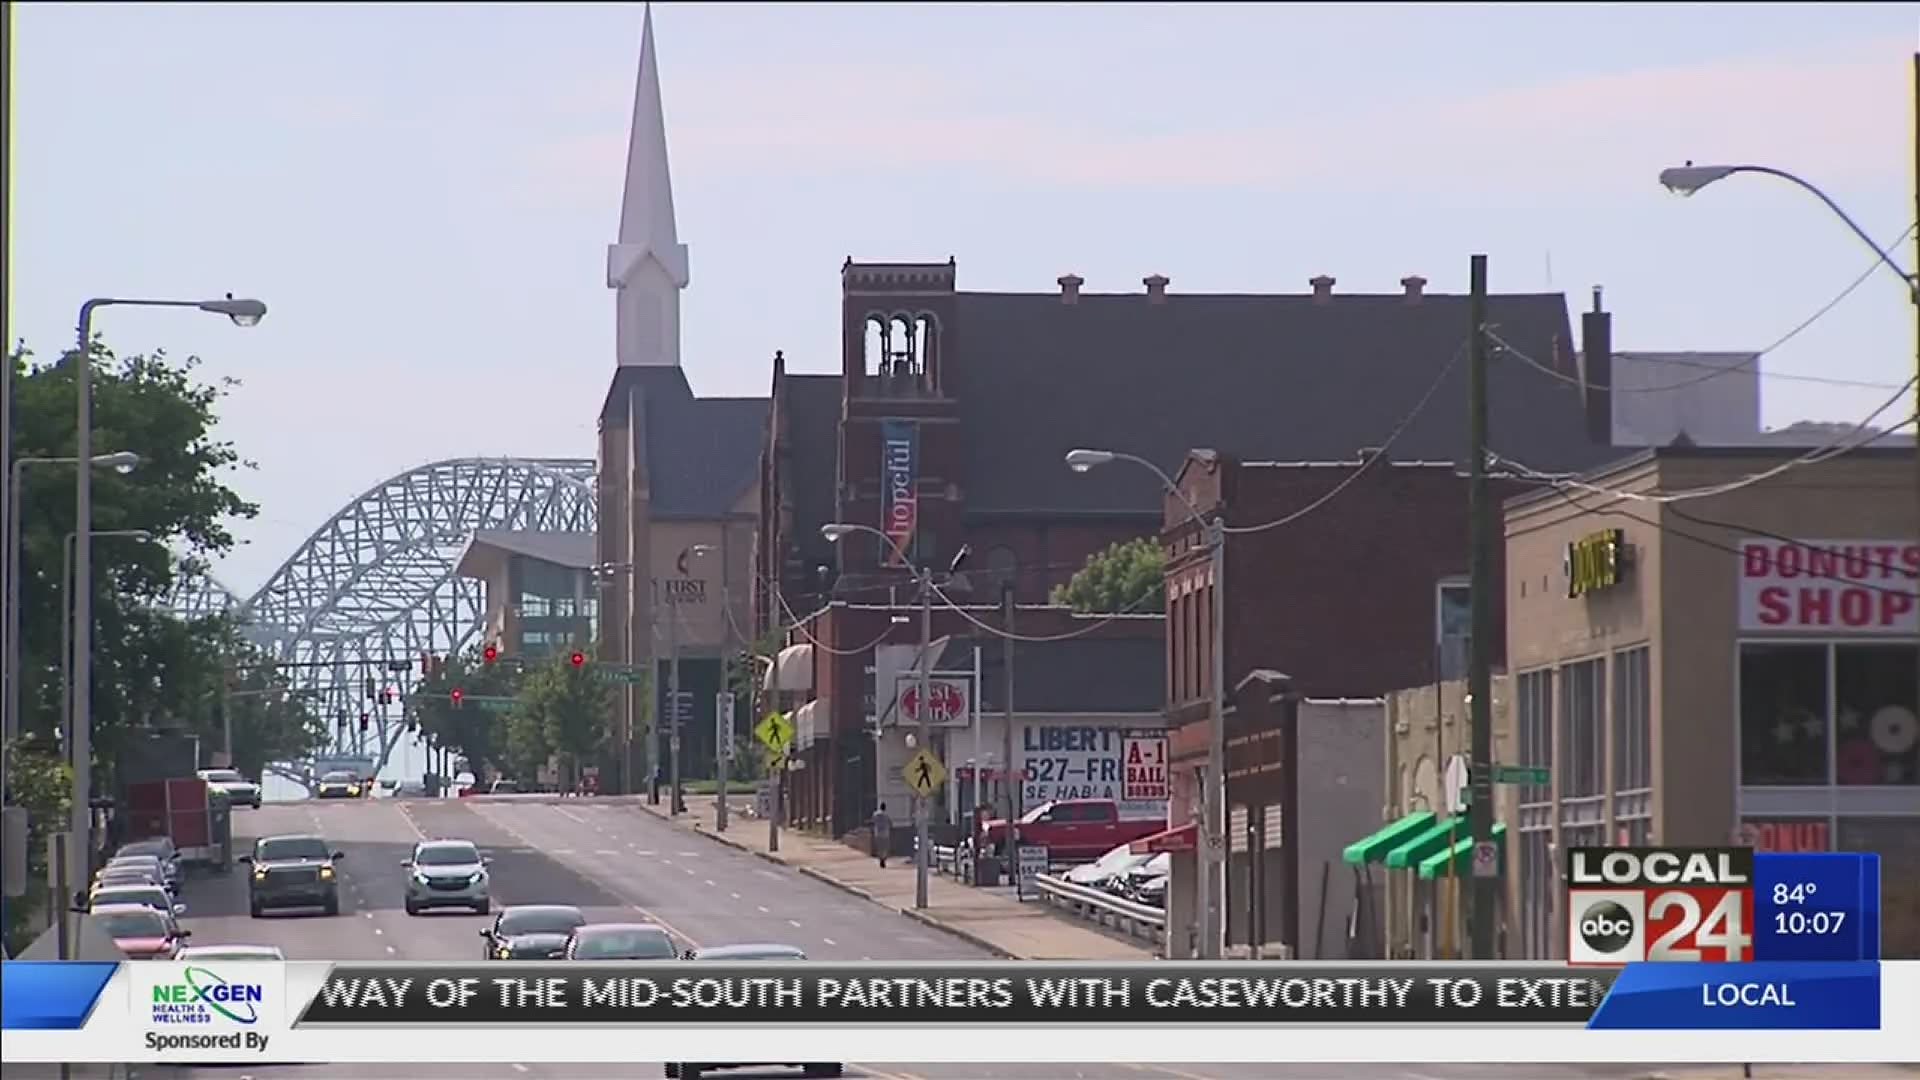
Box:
1737;538;1920;634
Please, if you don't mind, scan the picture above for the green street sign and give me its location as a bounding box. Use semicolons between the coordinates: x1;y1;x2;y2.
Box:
1491;764;1549;785
461;695;517;714
593;667;647;686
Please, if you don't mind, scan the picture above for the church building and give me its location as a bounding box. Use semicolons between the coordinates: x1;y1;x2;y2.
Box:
596;8;765;795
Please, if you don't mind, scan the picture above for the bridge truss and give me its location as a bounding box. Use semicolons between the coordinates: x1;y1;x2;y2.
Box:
164;457;596;757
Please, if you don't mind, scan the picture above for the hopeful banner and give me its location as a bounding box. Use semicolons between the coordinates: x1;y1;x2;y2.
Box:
881;420;918;566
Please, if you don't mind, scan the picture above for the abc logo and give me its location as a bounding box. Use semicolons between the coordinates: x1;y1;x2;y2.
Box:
1578;899;1637;954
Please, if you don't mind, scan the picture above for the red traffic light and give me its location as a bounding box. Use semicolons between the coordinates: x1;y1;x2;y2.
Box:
483;644;499;664
358;714;370;732
570;651;586;668
450;689;464;706
380;687;394;705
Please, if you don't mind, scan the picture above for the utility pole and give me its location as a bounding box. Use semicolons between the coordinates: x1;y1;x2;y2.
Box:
767;587;782;854
913;564;934;910
1912;55;1919;585
1466;252;1496;960
1203;516;1227;960
668;599;683;815
716;578;732;832
1000;584;1017;886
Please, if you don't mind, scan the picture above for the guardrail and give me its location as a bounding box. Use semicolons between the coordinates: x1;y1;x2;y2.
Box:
1031;872;1166;946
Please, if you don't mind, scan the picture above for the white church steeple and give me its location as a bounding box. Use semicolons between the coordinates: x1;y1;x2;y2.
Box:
607;4;689;368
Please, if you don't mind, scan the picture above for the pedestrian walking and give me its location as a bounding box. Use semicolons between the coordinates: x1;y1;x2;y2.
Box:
871;803;893;868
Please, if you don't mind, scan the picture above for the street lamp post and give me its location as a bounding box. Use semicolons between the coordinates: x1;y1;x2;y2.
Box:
1066;447;1226;960
60;530;154;747
68;295;264;887
820;521;944;911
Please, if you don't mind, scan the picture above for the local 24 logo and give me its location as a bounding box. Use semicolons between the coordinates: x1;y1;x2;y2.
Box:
1565;847;1756;965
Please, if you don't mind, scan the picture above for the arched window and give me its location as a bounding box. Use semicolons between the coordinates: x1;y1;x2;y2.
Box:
863;317;886;378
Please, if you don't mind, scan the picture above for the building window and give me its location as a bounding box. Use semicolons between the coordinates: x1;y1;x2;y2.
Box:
1516;825;1553;959
1612;646;1652;791
1435;579;1470;681
1557;658;1604;799
1835;644;1919;787
1516;669;1553;800
1515;668;1555;959
1838;817;1920;958
1739;644;1830;786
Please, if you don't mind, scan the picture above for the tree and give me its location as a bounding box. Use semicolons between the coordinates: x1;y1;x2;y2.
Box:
214;630;330;780
1050;537;1167;614
514;653;612;790
410;647;518;779
7;340;258;774
2;738;72;954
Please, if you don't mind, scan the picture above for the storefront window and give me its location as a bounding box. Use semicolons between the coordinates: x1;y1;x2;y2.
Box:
1834;644;1919;787
1558;659;1604;799
1612;646;1651;792
1837;817;1920;959
1516;669;1553;802
1738;644;1828;785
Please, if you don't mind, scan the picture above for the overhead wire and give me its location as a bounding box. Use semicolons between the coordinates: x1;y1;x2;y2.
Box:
1487;221;1917;395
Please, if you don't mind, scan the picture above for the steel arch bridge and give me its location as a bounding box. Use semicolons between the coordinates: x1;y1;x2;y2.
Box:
164;457;596;740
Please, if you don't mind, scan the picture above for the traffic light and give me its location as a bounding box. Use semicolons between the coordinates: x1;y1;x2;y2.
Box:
381;687;394;705
450;688;464;707
364;677;377;701
483;644;499;664
408;717;418;733
358;714;370;733
570;651;586;669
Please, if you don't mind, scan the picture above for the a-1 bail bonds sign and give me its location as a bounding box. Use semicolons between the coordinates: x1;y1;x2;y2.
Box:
1122;734;1170;801
1020;721;1168;820
1737;539;1920;633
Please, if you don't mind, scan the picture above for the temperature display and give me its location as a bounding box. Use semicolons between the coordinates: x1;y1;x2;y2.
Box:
1752;853;1877;962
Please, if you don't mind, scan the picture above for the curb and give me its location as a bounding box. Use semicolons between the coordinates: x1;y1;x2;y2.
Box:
901;907;1022;960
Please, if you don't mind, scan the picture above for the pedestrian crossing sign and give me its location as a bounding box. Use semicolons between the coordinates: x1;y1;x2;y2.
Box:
755;712;795;756
902;747;946;797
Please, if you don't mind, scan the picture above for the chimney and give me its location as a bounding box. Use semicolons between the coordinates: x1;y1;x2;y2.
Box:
1143;274;1169;304
1579;285;1614;445
1400;275;1426;304
1057;273;1084;305
1309;275;1335;304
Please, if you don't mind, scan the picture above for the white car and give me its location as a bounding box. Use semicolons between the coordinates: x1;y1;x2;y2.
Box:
1064;841;1155;890
403;839;491;915
197;768;263;809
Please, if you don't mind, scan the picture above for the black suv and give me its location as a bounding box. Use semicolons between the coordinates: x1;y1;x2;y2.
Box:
241;834;344;916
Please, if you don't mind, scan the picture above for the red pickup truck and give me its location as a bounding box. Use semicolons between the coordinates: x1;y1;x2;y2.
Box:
977;799;1162;862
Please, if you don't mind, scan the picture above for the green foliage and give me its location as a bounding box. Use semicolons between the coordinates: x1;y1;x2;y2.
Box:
2;738;74;954
410;646;521;778
216;629;330;779
723;627;784;784
514;652;614;789
1050;537;1167;614
8;340;259;767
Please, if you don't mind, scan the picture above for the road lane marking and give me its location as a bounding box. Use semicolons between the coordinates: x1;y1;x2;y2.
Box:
704;880;716;887
385;945;396;954
1125;1064;1220;1080
595;850;617;856
372;928;383;935
511;1066;529;1074
683;867;695;875
788;920;802;929
822;937;836;946
551;849;575;856
757;905;770;914
729;892;741;900
676;851;701;858
631;849;655;855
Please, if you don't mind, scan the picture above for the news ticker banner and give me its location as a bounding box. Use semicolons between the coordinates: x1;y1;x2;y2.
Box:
4;962;1917;1065
1565;848;1881;964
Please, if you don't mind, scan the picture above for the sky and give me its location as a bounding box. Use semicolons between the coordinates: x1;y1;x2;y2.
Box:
7;2;1918;598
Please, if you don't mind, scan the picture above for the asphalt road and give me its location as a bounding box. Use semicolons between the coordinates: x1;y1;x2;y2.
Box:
141;796;1712;1080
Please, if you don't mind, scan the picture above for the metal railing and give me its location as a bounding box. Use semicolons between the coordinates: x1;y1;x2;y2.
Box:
1031;872;1166;945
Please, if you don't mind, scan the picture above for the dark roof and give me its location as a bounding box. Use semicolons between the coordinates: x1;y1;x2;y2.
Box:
778;374;844;565
946;290;1619;514
959;633;1165;715
600;367;767;518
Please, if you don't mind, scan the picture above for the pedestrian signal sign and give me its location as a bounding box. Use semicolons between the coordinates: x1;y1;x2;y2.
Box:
903;747;946;797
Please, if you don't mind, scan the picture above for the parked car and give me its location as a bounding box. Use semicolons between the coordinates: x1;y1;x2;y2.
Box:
481;905;588;959
315;771;362;799
564;923;677;960
402;839;491;915
242;834;344;916
975;800;1164;862
1063;842;1155;890
489;779;523;795
90;903;189;959
115;838;182;888
196;768;264;809
1114;852;1170;900
667;944;837;1080
93;860;172;897
178;944;285;961
85;883;185;918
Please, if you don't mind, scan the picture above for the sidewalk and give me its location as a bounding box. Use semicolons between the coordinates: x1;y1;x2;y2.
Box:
1638;1070;1920;1079
634;794;1154;961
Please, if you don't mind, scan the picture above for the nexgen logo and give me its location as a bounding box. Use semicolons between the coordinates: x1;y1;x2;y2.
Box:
154;967;263;1024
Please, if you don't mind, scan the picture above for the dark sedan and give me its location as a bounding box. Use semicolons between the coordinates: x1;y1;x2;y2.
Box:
563;923;678;960
667;944;839;1080
481;904;588;960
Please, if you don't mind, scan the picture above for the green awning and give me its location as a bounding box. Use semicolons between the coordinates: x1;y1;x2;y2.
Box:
1342;811;1436;865
1384;817;1466;869
1416;823;1510;880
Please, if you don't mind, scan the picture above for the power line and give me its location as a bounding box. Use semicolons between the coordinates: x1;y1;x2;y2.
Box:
1490;221;1917;395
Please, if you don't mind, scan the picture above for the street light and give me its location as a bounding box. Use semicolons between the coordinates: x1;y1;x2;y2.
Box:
60;530;155;745
3;452;144;757
68;295;264;895
1065;446;1226;960
820;520;939;910
684;543;736;831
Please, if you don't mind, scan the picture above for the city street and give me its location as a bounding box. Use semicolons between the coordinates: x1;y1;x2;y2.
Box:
148;797;1679;1080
